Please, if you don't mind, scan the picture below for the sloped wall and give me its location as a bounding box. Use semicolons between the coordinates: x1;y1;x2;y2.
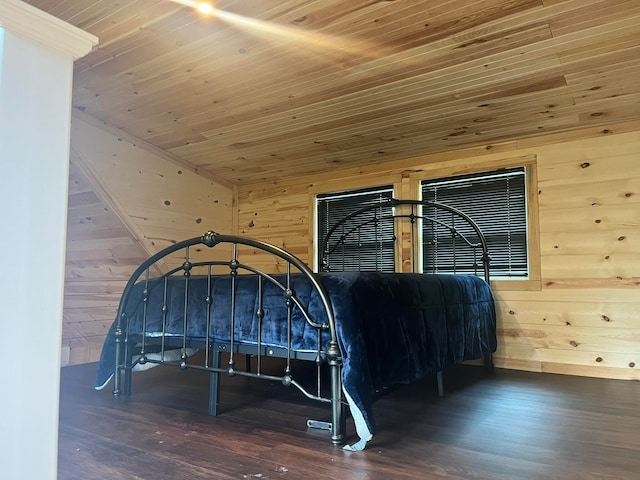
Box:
63;161;150;365
237;121;640;381
63;114;235;365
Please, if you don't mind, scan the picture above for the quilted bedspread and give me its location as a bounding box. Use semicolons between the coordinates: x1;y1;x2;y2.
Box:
95;271;496;447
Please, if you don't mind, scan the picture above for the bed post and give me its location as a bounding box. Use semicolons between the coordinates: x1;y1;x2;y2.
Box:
484;352;494;371
113;311;131;397
208;349;222;416
123;344;133;396
327;340;344;445
113;321;123;397
436;371;444;397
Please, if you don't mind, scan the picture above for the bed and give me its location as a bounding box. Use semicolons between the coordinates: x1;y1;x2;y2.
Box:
94;200;496;450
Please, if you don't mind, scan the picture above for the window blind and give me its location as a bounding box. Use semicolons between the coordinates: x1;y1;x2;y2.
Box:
317;186;394;272
421;167;528;277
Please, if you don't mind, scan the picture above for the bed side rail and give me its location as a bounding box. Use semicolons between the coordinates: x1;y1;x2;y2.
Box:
319;199;491;282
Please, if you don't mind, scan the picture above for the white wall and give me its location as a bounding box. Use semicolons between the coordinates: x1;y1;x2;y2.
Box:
0;2;96;478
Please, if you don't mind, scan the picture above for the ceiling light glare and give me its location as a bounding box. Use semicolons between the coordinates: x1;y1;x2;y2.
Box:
196;2;214;15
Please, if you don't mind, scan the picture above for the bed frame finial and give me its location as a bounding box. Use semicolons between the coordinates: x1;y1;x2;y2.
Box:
201;230;219;247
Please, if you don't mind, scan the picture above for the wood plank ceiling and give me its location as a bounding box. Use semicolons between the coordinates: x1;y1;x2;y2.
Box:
28;0;640;185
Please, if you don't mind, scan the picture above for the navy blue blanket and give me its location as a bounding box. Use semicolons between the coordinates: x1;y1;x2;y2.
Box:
95;272;496;445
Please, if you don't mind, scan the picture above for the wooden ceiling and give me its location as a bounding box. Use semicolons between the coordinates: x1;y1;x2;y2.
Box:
29;0;640;185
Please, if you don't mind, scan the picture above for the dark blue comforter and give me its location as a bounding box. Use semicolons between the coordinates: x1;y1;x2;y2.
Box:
95;271;496;443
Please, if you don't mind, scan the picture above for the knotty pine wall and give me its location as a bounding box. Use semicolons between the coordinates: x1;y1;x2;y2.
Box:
237;121;640;381
62;114;235;365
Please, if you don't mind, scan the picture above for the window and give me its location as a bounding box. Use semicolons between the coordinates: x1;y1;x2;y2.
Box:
421;167;528;278
316;186;394;272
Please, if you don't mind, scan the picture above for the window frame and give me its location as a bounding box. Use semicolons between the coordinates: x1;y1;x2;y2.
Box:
309;156;540;291
316;185;396;272
411;155;541;291
310;175;403;272
421;167;529;278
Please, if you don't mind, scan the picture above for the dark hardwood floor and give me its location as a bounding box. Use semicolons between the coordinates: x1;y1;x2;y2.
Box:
58;359;640;479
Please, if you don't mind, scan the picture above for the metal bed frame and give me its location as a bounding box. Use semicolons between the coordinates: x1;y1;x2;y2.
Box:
108;200;493;447
112;231;345;445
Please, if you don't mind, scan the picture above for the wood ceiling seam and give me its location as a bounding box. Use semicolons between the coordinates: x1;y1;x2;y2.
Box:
72;2;376;88
184;87;572;157
183;57;562;141
75;14;620;143
547;0;640;37
69;0;552;107
201;102;571;154
135;26;554;134
181;42;633;148
75;0;552;99
196;119;624;183
43;0;632;85
565;58;640;83
182;70;568;145
90;20;556;121
129;37;564;137
218;17;632;117
81;16;206;76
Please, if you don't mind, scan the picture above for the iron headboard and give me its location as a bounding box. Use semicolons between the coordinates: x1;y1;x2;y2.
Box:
318;199;491;283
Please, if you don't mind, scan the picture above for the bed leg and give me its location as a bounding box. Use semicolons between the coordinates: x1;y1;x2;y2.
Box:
484;352;494;372
113;327;133;397
124;368;132;397
123;337;132;396
208;350;222;416
113;326;122;397
328;343;344;446
436;371;444;397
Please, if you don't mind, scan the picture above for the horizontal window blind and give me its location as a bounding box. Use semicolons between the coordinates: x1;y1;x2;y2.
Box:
317;186;394;272
421;167;528;277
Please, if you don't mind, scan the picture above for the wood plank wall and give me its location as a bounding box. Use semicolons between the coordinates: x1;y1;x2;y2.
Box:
63;161;149;365
63;115;235;365
236;121;640;381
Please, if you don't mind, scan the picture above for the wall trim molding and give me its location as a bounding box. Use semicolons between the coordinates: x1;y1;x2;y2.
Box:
0;0;97;59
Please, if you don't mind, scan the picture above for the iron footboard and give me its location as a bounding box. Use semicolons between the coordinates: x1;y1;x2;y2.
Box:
111;230;345;446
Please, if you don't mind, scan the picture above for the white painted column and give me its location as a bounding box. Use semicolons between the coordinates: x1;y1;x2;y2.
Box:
0;1;97;478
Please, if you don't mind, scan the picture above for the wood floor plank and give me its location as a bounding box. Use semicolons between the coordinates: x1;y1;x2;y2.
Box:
58;361;640;479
